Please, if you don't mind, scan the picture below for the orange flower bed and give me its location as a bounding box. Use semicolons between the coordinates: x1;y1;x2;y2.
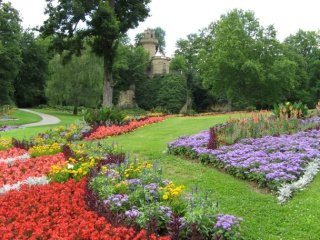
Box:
84;116;166;140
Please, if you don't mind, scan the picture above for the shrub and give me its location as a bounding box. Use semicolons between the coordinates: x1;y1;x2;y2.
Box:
82;105;126;127
156;74;188;113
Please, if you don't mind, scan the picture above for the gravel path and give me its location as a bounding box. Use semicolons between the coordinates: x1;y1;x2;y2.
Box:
19;109;61;127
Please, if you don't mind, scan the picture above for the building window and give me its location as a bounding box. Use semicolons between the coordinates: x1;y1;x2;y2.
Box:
163;63;166;74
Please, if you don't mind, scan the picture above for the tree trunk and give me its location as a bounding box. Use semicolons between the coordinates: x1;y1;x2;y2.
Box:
103;55;113;107
227;98;232;112
73;105;78;115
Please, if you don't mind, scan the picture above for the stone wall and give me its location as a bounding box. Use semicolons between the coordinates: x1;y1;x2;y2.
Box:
117;85;137;108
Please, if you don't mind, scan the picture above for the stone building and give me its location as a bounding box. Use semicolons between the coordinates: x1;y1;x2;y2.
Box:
140;29;171;76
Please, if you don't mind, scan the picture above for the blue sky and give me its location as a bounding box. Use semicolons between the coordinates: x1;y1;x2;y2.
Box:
5;0;320;57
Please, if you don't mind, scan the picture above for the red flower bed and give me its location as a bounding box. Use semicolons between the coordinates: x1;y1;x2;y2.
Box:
0;179;170;239
0;148;28;160
84;116;167;140
0;153;65;187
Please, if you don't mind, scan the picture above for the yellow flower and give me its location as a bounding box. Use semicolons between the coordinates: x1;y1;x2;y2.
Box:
162;194;169;200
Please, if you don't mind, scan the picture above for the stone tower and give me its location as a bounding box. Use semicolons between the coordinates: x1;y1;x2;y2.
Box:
141;28;171;76
140;29;158;59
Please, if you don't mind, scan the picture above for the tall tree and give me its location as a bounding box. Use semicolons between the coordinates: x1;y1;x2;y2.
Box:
0;2;22;105
14;31;50;107
40;0;151;107
283;30;320;107
173;30;216;112
46;47;103;115
199;9;297;110
113;44;150;90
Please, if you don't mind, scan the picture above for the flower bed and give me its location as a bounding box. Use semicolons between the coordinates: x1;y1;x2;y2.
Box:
87;157;243;239
168;129;320;190
0;148;29;160
84;116;167;140
0;179;168;239
0;153;65;188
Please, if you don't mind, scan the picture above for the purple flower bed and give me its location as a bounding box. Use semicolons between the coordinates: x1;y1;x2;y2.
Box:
167;129;320;189
0;125;24;132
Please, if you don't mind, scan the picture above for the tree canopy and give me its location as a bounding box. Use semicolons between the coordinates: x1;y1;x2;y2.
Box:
46;47;103;115
0;2;21;105
14;31;50;107
198;9;297;110
40;0;152;107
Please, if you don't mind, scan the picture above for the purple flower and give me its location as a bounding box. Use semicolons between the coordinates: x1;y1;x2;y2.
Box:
214;214;243;231
104;194;128;208
125;209;141;218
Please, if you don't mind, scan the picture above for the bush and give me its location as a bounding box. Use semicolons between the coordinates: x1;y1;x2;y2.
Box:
135;75;162;110
156;74;188;113
82;105;126;127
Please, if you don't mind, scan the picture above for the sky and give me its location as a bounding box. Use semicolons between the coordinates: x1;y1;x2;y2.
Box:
3;0;320;57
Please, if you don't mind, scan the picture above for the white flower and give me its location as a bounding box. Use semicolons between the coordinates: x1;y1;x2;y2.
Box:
0;176;50;195
67;164;74;169
277;158;320;204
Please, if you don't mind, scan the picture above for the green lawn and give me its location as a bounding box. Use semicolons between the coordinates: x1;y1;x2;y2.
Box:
3;110;320;239
0;109;42;125
0;109;82;139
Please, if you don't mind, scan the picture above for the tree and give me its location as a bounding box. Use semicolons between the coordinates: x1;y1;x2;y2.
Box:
283;30;320;107
14;31;50;107
40;0;151;107
199;9;297;110
113;43;150;101
173;30;216;112
0;2;22;105
46;47;103;115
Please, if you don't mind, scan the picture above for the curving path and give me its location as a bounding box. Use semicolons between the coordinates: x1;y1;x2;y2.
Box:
19;109;61;127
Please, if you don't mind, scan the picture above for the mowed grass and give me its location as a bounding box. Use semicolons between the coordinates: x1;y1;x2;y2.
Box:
0;109;82;139
0;109;42;125
4;110;320;239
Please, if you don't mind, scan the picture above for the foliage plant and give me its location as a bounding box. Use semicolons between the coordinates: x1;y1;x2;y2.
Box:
88;157;243;239
211;111;320;146
272;101;309;118
82;105;126;127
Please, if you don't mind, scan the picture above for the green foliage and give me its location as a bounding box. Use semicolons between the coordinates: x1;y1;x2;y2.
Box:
82;105;126;127
14;31;50;107
40;0;151;106
181;109;197;116
112;44;150;105
135;75;162;110
283;30;320;107
272;102;309;118
156;74;188;113
49;171;70;183
136;74;188;113
45;47;103;113
198;9;298;110
0;2;22;105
